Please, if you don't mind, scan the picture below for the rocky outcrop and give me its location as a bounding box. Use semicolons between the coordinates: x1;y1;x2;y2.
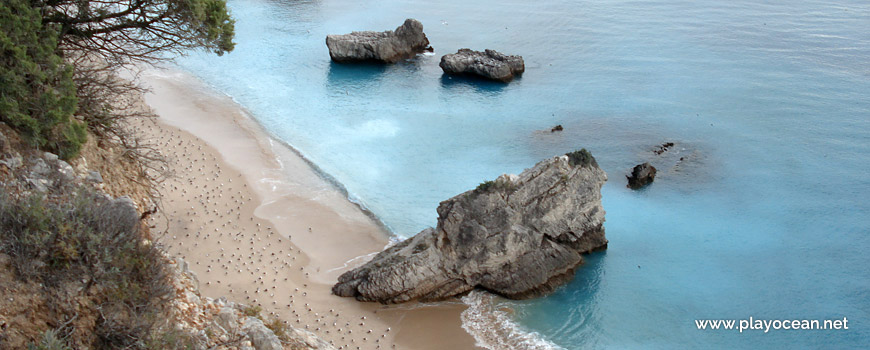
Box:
243;317;283;350
326;19;431;63
333;150;608;303
439;49;525;82
626;162;656;189
169;257;335;350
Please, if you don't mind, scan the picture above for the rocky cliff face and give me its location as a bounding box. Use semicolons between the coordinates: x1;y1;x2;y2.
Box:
326;19;431;63
439;49;525;82
333;150;608;304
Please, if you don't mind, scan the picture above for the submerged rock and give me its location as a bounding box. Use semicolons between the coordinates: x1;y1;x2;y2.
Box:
626;162;656;189
439;49;525;82
326;19;431;63
333;150;608;303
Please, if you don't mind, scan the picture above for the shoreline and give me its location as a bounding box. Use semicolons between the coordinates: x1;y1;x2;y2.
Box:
138;66;480;350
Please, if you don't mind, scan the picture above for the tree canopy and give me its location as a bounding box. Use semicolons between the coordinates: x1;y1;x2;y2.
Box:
0;0;85;159
40;0;236;64
0;0;235;159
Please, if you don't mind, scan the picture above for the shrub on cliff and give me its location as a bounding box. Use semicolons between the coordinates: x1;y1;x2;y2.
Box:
0;0;84;159
567;148;598;168
0;190;174;349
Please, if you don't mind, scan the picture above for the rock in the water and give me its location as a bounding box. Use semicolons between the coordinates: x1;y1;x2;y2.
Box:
551;124;564;132
333;149;608;303
326;19;431;63
439;49;525;82
627;162;656;189
653;142;675;155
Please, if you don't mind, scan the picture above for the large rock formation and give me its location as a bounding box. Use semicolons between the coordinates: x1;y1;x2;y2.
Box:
333;150;608;303
326;19;431;63
439;49;525;82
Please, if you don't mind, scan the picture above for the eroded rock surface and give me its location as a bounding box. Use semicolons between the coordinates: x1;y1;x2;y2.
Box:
627;162;656;189
326;19;431;63
333;150;608;303
439;49;525;82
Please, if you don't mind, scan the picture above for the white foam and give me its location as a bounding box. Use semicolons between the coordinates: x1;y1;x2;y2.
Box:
461;290;564;350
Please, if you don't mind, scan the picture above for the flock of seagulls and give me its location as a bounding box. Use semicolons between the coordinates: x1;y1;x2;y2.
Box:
136;119;396;350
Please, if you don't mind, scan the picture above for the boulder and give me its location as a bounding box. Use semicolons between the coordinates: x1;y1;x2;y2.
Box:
31;158;50;176
326;19;431;63
56;160;75;181
439;49;525;82
242;317;283;350
216;307;239;332
333;150;608;303
626;162;656;189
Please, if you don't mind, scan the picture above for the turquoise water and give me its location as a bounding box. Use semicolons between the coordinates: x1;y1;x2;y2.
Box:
175;0;870;348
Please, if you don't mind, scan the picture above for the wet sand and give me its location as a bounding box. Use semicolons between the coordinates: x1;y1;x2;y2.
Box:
138;67;480;350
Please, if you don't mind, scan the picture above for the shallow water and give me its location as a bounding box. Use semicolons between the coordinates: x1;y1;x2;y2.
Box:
176;0;870;348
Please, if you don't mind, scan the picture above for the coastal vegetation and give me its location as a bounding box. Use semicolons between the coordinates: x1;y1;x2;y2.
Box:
1;0;235;160
0;0;235;348
566;148;597;168
0;190;175;348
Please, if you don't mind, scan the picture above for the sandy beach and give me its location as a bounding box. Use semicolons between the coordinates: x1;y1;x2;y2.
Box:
137;67;480;350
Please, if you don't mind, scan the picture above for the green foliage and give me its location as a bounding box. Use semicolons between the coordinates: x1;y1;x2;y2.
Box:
264;318;291;342
27;329;70;350
185;0;237;55
0;190;174;348
41;0;236;60
243;305;263;317
143;328;198;350
476;180;495;193
566;148;598;168
0;0;83;159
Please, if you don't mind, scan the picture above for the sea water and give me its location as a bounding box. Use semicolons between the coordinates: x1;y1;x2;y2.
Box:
174;0;870;348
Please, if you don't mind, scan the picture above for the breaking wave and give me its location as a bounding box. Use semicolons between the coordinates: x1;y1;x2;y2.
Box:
461;290;564;350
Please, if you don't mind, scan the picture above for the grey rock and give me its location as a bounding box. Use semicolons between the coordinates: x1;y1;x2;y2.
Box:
0;131;8;155
25;178;50;193
626;162;656;189
0;155;22;170
57;160;75;180
216;307;239;332
86;170;104;183
333;150;608;303
439;49;525;82
31;158;50;176
115;195;136;209
242;317;283;350
288;327;337;350
326;19;431;63
43;152;59;162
